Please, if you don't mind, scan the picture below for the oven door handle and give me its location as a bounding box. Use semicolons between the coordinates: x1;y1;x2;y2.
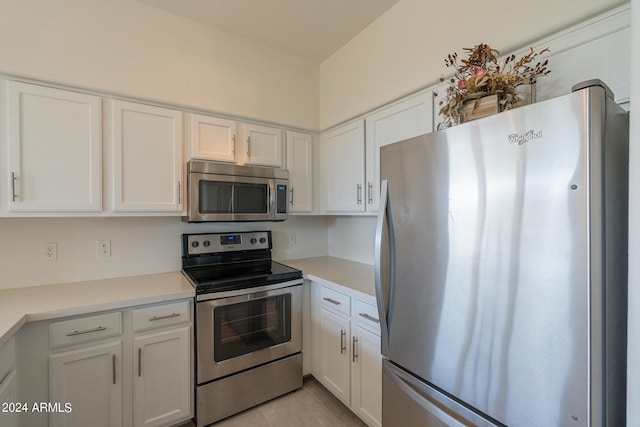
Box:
249;291;269;300
196;279;303;302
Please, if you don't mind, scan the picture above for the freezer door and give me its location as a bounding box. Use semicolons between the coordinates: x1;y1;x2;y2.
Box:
383;359;500;427
376;89;602;426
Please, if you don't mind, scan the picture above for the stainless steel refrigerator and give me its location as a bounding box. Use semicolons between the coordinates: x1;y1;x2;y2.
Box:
374;80;628;427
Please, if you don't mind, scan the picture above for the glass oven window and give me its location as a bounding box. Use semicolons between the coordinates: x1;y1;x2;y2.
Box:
213;294;291;362
199;181;267;214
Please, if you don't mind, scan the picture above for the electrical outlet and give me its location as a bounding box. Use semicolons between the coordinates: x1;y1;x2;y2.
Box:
97;240;111;257
288;232;297;244
44;242;58;260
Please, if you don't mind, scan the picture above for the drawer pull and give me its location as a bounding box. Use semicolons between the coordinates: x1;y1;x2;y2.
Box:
66;326;107;336
359;313;380;323
112;354;116;385
340;329;347;354
138;348;142;377
323;297;341;306
149;312;181;321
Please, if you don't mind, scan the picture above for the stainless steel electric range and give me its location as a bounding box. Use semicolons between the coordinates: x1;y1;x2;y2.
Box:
181;231;303;426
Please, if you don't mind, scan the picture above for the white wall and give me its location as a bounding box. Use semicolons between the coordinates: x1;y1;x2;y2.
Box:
0;216;328;290
627;0;639;424
0;0;318;130
319;0;629;129
0;0;326;291
327;216;377;265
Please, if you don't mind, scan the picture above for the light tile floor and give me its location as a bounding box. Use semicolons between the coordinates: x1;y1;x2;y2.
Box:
182;376;368;427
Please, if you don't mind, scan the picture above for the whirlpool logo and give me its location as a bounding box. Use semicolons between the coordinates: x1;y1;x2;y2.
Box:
508;130;543;145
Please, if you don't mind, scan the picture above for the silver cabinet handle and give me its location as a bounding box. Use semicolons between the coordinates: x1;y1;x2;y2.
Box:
323;297;341;306
149;312;181;321
138;348;142;377
340;329;347;354
112;354;116;385
246;136;251;158
357;184;362;204
352;336;359;362
359;312;380;323
290;187;294;206
66;326;107;336
232;134;236;155
368;182;373;204
177;181;181;205
10;172;18;202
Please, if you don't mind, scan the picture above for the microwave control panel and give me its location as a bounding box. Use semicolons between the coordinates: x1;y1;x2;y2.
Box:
276;184;287;213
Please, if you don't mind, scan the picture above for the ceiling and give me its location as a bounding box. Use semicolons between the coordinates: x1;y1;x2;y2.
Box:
136;0;401;63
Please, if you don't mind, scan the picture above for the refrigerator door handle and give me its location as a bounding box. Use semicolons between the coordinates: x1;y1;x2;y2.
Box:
383;361;500;427
375;180;395;352
384;362;466;427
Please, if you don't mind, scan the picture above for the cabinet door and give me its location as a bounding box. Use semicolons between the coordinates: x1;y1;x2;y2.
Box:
286;130;313;212
110;100;183;212
0;370;17;427
365;92;432;212
5;80;102;212
323;120;365;213
351;324;382;427
49;341;122;427
133;326;192;427
188;113;237;162
242;123;283;167
319;308;351;405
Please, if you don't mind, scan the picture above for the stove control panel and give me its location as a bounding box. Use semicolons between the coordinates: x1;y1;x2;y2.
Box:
184;231;271;255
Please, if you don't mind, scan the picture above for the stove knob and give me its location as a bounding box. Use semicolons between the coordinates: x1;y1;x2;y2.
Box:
259;237;267;244
191;241;199;248
250;238;257;244
203;240;211;247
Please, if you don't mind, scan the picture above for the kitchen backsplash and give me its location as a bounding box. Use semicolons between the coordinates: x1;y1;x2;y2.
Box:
0;215;335;290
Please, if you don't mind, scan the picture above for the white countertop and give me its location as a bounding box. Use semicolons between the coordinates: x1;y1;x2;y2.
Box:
0;272;194;348
0;257;374;349
282;256;375;298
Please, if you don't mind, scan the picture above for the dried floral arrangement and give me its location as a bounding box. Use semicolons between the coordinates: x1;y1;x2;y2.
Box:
437;43;550;129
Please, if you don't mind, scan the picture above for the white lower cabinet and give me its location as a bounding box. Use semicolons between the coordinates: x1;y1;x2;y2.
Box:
50;341;123;427
0;337;18;427
350;324;382;427
42;300;192;427
313;283;382;427
319;308;351;403
133;326;191;427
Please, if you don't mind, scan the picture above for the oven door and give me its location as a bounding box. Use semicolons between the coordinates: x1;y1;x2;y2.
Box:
196;280;302;384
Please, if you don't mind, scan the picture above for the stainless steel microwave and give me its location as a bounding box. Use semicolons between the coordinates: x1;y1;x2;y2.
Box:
184;161;289;222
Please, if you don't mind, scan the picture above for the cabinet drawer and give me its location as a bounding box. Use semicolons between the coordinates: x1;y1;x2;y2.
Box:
320;286;350;316
133;300;191;333
0;337;15;385
50;312;122;348
353;299;381;333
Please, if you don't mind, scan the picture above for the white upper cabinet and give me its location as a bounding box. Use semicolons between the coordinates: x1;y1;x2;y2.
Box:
187;113;237;163
110;99;183;212
322;93;431;215
242;123;283;167
323;119;366;213
365;91;432;212
286;130;313;213
4;80;102;212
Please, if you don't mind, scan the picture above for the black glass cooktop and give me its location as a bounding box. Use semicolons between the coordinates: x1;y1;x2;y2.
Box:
183;260;302;295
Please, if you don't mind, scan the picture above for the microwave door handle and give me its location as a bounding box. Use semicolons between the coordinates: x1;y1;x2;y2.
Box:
375;180;395;353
